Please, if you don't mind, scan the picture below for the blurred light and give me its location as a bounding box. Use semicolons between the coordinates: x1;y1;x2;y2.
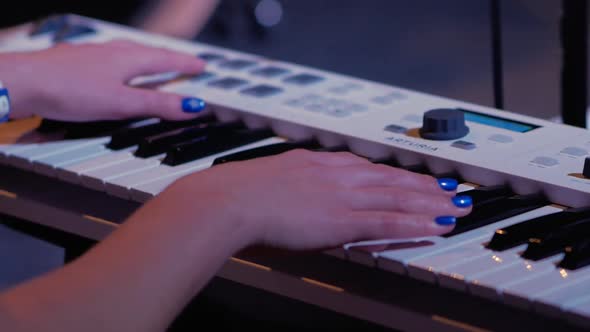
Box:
254;0;283;28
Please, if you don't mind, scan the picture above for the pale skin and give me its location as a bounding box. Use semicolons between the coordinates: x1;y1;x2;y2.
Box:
0;41;472;331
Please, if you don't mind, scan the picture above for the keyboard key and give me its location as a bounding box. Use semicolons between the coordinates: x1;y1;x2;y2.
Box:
522;219;590;261
212;140;320;165
207;77;249;90
107;117;213;150
250;66;291;78
239;85;283;98
283;73;325;86
163;128;274;166
487;207;590;251
134;122;243;158
559;237;590;270
443;193;549;237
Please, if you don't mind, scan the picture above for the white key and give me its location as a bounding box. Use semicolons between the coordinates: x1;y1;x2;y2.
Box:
56;149;136;184
504;265;590;310
567;297;590;329
80;156;163;191
535;273;590;318
468;255;560;301
105;137;286;199
8;138;108;169
33;144;110;177
404;206;561;285
0;144;39;162
130;175;184;202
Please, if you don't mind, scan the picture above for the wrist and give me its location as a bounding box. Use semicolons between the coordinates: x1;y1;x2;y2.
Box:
0;52;49;119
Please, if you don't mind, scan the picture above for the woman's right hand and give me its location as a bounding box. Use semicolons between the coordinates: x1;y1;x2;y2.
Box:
167;149;472;251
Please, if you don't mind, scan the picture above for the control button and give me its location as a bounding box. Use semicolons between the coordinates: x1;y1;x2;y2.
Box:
197;53;226;62
218;59;258;70
283;73;325;86
304;103;329;113
328;83;363;94
451;140;476;150
530;156;559;167
561;147;588;157
384;124;408;134
324;108;352;118
207;77;249;89
583;157;590;178
371;91;407;105
189;71;216;83
488;134;514;143
240;84;283;98
420;108;469;140
343;103;369;113
283;98;307;107
251;66;291;78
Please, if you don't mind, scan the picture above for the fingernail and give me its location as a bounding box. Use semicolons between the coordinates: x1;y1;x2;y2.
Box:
435;216;456;226
182;97;206;113
452;195;472;208
438;178;458;191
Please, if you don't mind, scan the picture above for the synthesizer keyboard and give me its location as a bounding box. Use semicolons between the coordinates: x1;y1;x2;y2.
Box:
1;14;590;331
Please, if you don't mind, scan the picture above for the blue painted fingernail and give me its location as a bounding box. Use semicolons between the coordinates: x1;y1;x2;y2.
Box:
182;97;206;113
435;216;456;226
438;178;458;191
452;195;472;208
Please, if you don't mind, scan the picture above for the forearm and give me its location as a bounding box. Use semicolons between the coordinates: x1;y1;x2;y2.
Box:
138;0;221;38
0;182;252;332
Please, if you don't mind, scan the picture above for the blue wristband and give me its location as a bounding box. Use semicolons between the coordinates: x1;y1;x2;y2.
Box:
0;82;10;123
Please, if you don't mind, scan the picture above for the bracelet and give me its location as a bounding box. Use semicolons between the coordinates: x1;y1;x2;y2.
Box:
0;81;10;123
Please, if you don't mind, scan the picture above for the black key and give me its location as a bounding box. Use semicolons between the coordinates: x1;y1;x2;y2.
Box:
523;220;590;261
163;128;274;166
487;206;590;251
135;121;242;158
462;184;513;207
107;116;214;150
559;237;590;270
443;193;548;237
212;140;320;165
370;157;430;174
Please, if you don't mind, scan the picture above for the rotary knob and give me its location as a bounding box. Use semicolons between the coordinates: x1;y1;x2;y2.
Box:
419;108;470;140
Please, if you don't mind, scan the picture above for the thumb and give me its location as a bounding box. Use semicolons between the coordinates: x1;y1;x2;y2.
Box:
117;87;209;121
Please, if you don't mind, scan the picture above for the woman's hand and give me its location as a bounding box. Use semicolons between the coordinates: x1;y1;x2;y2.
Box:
0;40;207;121
168;149;472;251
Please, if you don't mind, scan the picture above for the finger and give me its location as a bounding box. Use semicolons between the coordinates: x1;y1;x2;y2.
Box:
305;151;371;166
344;188;472;216
344;211;455;240
114;87;208;120
326;163;456;195
118;42;206;79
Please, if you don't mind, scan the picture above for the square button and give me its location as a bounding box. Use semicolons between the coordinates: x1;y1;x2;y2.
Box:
189;71;216;83
218;59;258;70
207;77;249;90
251;66;291;78
198;53;226;62
240;84;283;98
283;73;325;86
451;140;476;150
